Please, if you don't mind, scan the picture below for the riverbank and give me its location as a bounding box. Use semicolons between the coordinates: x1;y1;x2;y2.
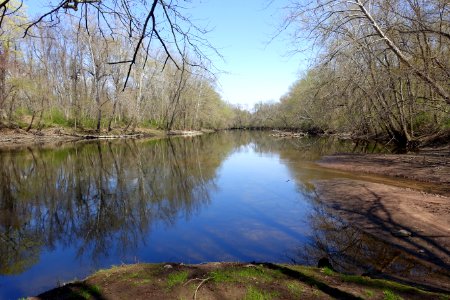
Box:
0;127;210;149
314;150;450;291
30;262;447;299
318;149;450;186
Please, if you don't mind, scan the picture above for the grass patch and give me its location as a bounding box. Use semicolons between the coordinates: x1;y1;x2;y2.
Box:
210;270;233;282
341;274;432;295
133;278;152;286
340;274;368;285
365;289;375;298
94;265;128;278
322;267;334;276
244;286;276;300
209;266;278;284
286;281;303;297
43;109;70;127
167;270;189;288
383;289;403;300
72;285;102;299
234;267;275;281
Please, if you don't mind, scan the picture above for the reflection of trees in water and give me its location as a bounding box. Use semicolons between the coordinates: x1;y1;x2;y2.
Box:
0;132;400;276
291;204;393;271
290;203;449;290
0;134;236;274
252;134;388;160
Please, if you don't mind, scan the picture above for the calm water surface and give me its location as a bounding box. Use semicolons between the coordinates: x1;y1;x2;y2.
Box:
0;132;445;298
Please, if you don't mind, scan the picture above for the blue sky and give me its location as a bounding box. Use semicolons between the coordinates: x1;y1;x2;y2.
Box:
190;0;306;108
25;1;306;108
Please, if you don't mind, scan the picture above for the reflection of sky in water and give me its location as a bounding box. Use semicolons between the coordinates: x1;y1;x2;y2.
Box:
0;137;311;298
141;146;312;263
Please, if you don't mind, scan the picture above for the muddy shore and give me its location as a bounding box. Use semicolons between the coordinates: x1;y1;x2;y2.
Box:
317;150;450;186
315;150;450;291
0;128;208;149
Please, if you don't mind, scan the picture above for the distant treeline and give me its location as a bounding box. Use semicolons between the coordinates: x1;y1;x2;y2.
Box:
1;0;449;146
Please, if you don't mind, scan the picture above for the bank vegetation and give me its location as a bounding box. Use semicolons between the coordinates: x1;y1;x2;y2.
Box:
250;0;450;148
1;0;449;148
0;0;242;133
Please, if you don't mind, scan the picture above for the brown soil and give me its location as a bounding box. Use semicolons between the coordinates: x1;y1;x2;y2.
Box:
0;127;170;149
314;180;450;264
30;263;447;300
315;151;450;291
317;151;450;188
0;127;211;149
0;128;80;148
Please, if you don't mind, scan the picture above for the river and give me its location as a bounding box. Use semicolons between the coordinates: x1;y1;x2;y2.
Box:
0;131;447;298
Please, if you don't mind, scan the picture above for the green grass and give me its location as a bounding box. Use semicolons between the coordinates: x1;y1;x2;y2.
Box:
286;281;303;297
133;278;152;286
210;270;233;282
365;289;375;298
140;119;160;128
383;289;403;300
244;286;276;300
322;267;334;276
340;274;431;295
167;271;189;288
209;266;278;283
43;109;70;127
73;285;102;300
233;267;275;281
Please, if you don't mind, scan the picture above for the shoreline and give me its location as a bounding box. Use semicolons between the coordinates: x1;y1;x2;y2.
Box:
314;151;450;292
0;127;210;150
30;262;448;299
317;151;450;187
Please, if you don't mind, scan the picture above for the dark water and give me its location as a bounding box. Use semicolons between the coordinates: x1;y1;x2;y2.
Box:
0;132;446;298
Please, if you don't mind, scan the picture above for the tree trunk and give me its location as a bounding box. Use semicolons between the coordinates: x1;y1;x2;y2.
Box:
0;45;8;119
355;0;450;105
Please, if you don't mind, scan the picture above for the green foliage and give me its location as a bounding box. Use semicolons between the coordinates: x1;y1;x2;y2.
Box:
210;270;233;282
286;281;303;297
209;266;277;283
43;109;69;127
443;117;450;129
73;285;102;300
244;286;276;300
365;289;375;298
383;289;403;300
14;107;31;118
412;111;434;129
167;271;189;288
322;267;334;276
140;119;160;129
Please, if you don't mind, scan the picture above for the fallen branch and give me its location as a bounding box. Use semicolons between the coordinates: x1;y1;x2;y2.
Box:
69;133;145;139
194;277;212;300
183;278;203;286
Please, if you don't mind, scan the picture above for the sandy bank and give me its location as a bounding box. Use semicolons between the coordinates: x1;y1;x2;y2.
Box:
313;150;450;291
317;151;450;187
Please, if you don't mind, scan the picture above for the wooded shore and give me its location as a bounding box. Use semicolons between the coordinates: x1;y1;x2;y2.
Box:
0;127;212;149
